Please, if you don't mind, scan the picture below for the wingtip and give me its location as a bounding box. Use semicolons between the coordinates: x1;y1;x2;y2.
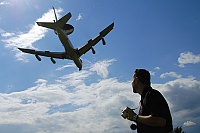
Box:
109;22;114;29
36;22;41;26
18;47;22;51
18;47;26;52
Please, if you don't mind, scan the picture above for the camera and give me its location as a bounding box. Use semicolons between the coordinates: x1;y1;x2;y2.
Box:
121;107;137;130
121;111;128;119
121;107;130;119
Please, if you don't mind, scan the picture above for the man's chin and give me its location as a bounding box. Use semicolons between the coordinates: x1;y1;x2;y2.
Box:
133;90;137;93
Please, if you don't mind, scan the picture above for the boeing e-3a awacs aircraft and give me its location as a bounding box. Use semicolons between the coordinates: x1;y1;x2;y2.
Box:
18;7;114;70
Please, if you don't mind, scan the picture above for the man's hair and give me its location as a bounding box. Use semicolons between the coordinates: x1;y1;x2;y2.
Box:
135;69;151;85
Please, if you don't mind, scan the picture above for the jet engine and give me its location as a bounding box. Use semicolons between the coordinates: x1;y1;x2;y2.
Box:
91;47;96;54
62;24;74;35
35;55;41;61
50;57;56;64
101;37;106;45
79;58;82;63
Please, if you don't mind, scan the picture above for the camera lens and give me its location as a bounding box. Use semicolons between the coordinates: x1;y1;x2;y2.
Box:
130;124;137;130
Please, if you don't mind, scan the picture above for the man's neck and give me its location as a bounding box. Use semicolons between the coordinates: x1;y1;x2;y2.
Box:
138;85;150;95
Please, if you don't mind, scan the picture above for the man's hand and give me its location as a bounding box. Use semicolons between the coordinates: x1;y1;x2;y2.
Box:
122;107;137;121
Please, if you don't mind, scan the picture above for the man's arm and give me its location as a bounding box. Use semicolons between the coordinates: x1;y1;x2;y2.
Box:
124;107;166;127
137;115;166;127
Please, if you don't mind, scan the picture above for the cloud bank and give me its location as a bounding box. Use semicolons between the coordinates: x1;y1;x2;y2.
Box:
0;59;200;133
0;59;135;133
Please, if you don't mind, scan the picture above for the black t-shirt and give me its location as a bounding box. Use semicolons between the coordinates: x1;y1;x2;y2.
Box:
137;87;173;133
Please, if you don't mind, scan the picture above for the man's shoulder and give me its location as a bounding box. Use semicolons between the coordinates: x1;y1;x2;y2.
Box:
146;87;164;100
147;87;161;95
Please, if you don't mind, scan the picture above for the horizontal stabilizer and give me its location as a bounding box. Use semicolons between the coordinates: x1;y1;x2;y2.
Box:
36;12;72;29
56;12;72;28
36;22;55;30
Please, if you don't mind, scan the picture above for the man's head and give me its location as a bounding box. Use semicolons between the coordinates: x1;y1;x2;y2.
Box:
132;69;151;94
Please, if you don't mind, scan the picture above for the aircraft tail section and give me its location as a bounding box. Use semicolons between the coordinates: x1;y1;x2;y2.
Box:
36;7;72;30
52;7;58;22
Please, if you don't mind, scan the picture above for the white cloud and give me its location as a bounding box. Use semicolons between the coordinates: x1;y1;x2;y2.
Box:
178;52;200;67
1;8;63;62
76;13;83;21
0;1;10;5
183;121;196;127
55;63;75;70
1;32;15;37
154;67;160;70
160;72;182;79
90;59;116;78
0;28;15;37
149;71;155;76
149;67;160;76
35;79;47;84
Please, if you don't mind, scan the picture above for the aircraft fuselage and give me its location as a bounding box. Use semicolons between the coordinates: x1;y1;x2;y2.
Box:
57;27;82;70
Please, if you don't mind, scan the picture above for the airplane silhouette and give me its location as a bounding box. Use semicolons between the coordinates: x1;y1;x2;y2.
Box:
18;7;114;70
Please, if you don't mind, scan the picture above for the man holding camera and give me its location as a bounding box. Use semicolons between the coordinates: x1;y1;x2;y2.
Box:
122;69;173;133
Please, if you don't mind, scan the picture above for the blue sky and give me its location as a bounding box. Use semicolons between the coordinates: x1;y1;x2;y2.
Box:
0;0;200;132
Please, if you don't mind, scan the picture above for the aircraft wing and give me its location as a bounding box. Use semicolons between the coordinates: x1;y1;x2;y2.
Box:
36;12;72;29
18;48;71;60
77;22;114;57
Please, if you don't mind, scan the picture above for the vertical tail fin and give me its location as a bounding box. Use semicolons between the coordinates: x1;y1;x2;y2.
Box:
52;6;58;22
